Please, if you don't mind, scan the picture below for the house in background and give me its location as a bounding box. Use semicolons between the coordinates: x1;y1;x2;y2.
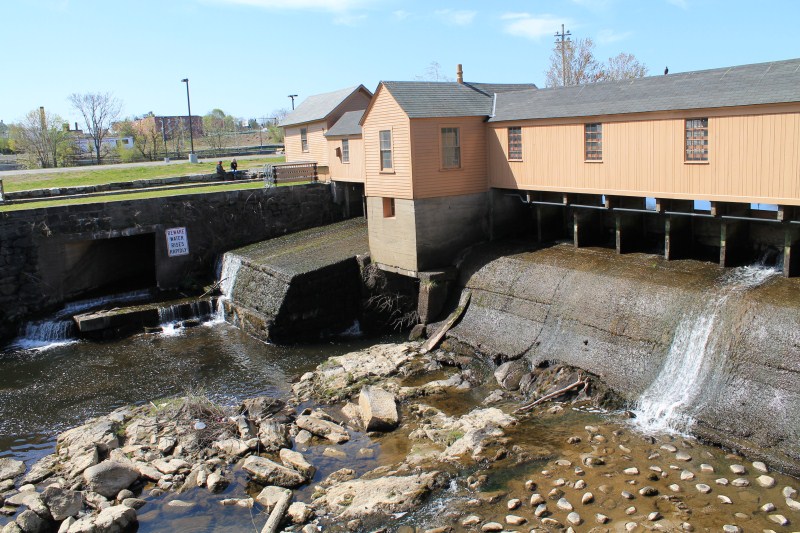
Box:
280;85;372;183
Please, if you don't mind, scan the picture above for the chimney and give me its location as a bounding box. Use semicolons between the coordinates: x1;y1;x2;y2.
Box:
75;122;79;131
456;64;463;84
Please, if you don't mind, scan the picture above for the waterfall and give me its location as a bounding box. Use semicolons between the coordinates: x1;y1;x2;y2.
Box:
212;253;242;323
11;289;153;351
157;300;214;335
634;263;779;434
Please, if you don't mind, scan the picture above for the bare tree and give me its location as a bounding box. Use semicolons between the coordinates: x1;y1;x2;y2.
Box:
202;109;234;156
69;92;122;164
545;37;647;87
415;61;453;82
10;108;73;168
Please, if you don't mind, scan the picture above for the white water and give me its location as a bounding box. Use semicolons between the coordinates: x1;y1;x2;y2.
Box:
213;254;243;323
634;263;779;434
11;289;153;351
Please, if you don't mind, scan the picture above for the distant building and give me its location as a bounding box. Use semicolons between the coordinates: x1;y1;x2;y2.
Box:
131;116;203;137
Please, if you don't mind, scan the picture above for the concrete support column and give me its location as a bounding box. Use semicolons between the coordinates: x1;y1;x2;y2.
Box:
664;216;691;260
719;220;747;268
784;227;799;278
416;268;457;325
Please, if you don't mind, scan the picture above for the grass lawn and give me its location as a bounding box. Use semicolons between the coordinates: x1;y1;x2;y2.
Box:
2;156;286;192
0;180;307;213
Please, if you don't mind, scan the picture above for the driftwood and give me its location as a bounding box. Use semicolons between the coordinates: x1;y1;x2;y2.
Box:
201;278;225;298
515;378;589;413
420;290;471;354
261;488;292;533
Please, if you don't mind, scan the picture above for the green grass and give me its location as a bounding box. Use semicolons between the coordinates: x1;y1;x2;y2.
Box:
3;156;286;192
0;180;307;212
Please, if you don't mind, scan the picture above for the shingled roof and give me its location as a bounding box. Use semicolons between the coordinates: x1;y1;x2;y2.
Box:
490;58;800;122
325;110;364;137
281;85;370;127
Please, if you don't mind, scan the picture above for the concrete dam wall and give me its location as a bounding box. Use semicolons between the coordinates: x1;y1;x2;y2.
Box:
449;242;800;474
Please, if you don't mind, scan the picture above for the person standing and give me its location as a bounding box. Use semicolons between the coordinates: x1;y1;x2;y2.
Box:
230;158;238;178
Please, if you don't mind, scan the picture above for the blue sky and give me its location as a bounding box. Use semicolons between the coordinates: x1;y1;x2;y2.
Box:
3;0;800;127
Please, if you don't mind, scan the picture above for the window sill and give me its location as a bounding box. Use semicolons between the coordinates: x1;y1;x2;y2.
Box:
439;167;462;172
508;158;523;162
684;161;710;165
342;161;350;165
584;159;603;163
379;170;396;175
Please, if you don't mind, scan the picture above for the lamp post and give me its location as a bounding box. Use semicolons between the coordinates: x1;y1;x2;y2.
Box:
160;117;169;163
288;94;298;110
181;78;197;163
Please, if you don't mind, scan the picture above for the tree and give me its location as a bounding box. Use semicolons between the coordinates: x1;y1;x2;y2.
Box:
69;92;122;164
415;61;453;82
545;37;648;87
202;109;235;155
116;118;161;161
9;108;73;168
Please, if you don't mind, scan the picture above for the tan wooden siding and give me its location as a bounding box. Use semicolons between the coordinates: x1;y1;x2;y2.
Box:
327;136;364;183
409;117;489;199
326;89;372;128
488;105;800;206
363;88;413;199
284;121;328;166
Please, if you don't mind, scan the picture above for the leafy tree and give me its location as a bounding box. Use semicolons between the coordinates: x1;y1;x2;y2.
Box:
68;92;122;164
248;118;259;129
9;108;73;168
545;37;648;87
116;119;161;161
202;109;235;155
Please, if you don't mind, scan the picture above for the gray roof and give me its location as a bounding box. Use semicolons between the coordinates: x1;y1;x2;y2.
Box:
280;85;369;127
491;58;800;122
379;81;492;118
325;110;364;137
465;82;537;95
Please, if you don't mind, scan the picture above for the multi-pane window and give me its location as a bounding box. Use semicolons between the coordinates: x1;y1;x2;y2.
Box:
685;118;709;161
441;127;461;169
584;123;602;161
379;130;392;170
300;127;308;152
341;139;350;163
508;127;522;160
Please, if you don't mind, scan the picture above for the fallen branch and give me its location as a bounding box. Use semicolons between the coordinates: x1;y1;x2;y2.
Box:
420;290;471;354
261;489;292;533
201;278;225;298
515;378;589;413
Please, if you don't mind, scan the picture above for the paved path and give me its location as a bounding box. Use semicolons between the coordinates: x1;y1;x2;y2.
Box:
0;153;276;177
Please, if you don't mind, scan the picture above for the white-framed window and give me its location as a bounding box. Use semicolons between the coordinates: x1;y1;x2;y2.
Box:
379;130;392;170
685;118;708;162
441;127;461;169
300;127;308;152
341;139;350;163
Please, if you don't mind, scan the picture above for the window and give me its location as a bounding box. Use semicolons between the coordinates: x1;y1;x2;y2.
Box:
300;127;308;152
341;139;349;163
379;130;392;170
685;118;708;161
508;127;522;160
382;197;395;218
441;127;461;169
584;123;602;161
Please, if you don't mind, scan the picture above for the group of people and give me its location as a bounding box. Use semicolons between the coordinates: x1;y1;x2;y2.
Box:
215;158;238;177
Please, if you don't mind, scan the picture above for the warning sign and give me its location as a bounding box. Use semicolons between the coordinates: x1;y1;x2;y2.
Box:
166;227;189;257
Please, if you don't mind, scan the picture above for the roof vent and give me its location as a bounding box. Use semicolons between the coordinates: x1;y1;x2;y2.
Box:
457;64;463;84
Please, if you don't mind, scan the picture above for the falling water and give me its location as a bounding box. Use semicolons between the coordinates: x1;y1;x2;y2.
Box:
213;253;243;323
11;289;153;351
634;263;779;433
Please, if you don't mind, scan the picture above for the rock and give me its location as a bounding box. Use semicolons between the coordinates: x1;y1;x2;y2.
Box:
288;501;312;523
41;486;82;521
22;455;58;485
358;386;399;432
581;492;593;504
295;430;313;446
323;448;346;460
82;461;140;499
668;484;681;492
83;491;110;511
554;478;566;487
279;449;316;479
2;522;23;533
220;498;254;508
715;478;729;485
295;416;349;444
696;484;711;494
164;500;195;512
700;463;714;473
731;478;749;487
557;498;573;511
481;523;502;532
534;503;548;517
675;452;691;461
783;486;798;499
718;495;732;504
206;471;229;493
680;470;695;481
241;396;286;421
567;512;582;525
462;515;480;526
150;458;189;475
681;523;694;532
648;512;661;521
122;498;146;510
661;444;677;452
621;491;634;499
341;402;362;424
752;461;768;473
769;514;789;526
757;475;776;488
242;457;306;488
762;502;777;512
315;472;444;519
6;491;49;519
507;498;521;510
530;493;544;505
0;459;25;482
624;522;637;531
595;513;609;524
722;526;742;533
256;486;291;512
494;360;527;391
116;490;134;502
157;436;177;454
230;415;256;440
212;439;251;457
58;517;75;533
623;467;639;475
94;504;137;531
323;468;356;485
730;464;746;475
541;518;561;527
258;420;291;452
357;448;375;459
583;456;605;467
133;462;162;481
505;514;526;525
15;509;49;533
625;506;636;515
639;486;658;497
786;498;800;511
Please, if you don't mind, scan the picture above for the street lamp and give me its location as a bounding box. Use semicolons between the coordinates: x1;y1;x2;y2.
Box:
288;94;298;110
181;78;197;163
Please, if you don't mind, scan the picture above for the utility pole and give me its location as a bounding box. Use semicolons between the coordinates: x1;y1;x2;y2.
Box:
288;94;298;110
554;24;571;87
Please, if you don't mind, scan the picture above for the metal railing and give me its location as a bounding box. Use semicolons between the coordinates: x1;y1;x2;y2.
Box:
261;162;318;188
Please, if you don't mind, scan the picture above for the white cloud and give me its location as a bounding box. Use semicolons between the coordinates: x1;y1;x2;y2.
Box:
502;13;571;40
207;0;378;12
393;9;411;20
597;29;632;44
435;9;477;26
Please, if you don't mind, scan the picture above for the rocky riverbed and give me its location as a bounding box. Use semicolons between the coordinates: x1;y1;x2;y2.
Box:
1;341;799;533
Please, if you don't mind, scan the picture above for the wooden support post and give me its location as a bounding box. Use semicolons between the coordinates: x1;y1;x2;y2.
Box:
615;214;623;254
664;216;691;260
719;220;747;268
573;211;580;248
784;227;799;278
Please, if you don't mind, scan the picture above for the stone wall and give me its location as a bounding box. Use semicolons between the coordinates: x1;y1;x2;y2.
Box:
0;184;342;342
448;241;800;475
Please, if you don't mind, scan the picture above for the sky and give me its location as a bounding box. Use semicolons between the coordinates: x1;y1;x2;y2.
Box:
3;0;800;127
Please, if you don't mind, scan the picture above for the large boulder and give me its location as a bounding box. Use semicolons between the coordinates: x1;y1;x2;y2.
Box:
279;449;315;479
258;420;290;452
241;397;286;421
242;457;306;488
494;360;528;391
358;386;399;432
255;486;291;512
22;455;58;485
295;416;349;444
41;486;82;521
212;439;252;457
83;461;140;499
14;509;49;533
0;458;25;482
94;504;137;532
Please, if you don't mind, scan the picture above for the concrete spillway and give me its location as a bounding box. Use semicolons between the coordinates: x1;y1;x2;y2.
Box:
449;241;800;474
217;218;368;342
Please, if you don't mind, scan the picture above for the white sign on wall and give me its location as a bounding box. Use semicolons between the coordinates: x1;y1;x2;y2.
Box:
166;227;189;257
